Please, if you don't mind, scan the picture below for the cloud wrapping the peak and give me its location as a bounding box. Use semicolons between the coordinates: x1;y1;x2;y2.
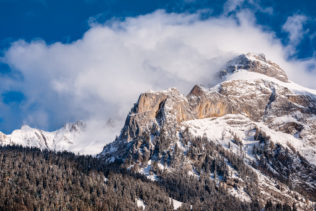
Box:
2;10;316;149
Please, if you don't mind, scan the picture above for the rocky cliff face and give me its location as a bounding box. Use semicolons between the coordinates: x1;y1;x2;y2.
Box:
99;53;316;210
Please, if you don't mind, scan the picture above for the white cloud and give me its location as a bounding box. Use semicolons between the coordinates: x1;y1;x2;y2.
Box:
282;14;308;48
2;10;316;151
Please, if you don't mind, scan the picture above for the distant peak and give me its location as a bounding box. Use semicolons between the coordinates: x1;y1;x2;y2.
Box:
62;121;85;132
220;53;288;82
20;125;33;131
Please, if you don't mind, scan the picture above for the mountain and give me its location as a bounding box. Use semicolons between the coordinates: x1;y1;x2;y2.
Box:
0;121;86;153
0;119;118;155
1;53;315;210
99;53;316;210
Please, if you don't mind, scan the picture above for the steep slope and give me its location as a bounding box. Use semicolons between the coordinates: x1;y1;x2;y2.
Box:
99;53;316;210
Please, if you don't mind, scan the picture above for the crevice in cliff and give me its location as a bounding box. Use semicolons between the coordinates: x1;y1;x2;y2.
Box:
155;99;167;126
264;87;276;119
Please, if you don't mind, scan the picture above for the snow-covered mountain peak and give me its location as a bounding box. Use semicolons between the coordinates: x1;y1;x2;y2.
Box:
20;124;34;131
0;122;85;153
220;53;288;83
223;70;316;97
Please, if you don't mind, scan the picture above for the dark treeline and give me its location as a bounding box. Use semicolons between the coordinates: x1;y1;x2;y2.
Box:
0;145;298;211
0;145;172;211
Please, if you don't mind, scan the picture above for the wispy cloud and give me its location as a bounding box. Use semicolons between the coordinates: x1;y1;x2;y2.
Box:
282;14;308;50
223;0;245;15
223;0;273;15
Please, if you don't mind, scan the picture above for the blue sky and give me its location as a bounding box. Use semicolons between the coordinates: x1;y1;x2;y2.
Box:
1;0;315;57
1;0;316;135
